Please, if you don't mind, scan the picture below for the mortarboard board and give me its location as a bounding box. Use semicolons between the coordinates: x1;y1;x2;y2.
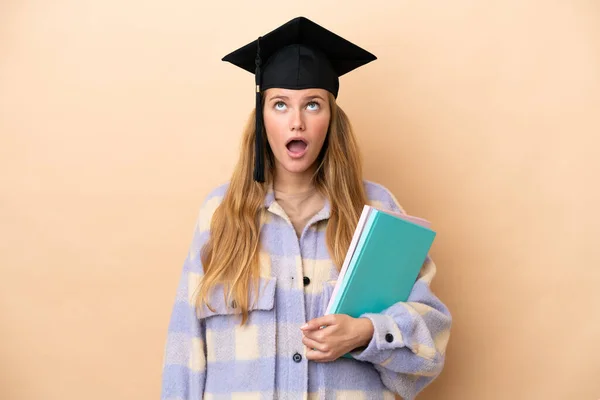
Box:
222;16;377;183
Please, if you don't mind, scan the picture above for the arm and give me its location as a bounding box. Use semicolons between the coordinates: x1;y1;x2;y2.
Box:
351;256;451;399
353;186;452;399
302;257;450;400
160;202;213;399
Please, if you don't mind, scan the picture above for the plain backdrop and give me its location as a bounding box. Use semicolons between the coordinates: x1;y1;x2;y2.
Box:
1;1;599;399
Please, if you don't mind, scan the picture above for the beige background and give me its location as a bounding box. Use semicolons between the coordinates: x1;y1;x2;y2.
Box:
1;0;599;399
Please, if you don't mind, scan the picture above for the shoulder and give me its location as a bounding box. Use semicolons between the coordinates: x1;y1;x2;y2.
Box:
199;181;230;214
202;181;230;204
362;180;406;215
194;181;230;233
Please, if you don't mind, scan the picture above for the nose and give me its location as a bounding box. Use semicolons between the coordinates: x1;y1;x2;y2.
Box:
290;109;305;131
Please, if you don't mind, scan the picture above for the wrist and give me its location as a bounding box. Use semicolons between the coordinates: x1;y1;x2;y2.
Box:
357;317;374;347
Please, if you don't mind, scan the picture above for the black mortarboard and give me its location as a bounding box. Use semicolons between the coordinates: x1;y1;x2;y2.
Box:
222;16;377;183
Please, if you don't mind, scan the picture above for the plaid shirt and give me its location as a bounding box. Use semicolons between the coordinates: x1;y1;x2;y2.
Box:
161;181;452;400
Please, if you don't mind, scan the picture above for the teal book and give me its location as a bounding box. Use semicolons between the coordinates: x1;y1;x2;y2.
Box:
325;205;436;318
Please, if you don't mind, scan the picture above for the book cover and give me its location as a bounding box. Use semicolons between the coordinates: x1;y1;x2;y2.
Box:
325;206;436;317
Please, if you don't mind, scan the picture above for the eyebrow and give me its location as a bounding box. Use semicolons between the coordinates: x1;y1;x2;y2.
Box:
267;94;327;102
268;95;290;101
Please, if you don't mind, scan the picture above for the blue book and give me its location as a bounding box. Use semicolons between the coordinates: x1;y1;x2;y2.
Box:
325;205;436;318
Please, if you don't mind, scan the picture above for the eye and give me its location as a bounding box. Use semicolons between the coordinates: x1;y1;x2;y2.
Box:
274;101;287;111
306;101;320;111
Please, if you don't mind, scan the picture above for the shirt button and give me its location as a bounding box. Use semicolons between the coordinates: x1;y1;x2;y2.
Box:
385;333;394;343
293;352;302;363
303;276;310;286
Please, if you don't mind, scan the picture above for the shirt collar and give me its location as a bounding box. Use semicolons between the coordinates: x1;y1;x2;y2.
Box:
263;181;276;208
263;181;331;222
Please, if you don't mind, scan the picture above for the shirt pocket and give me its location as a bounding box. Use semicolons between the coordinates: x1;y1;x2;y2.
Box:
199;276;278;388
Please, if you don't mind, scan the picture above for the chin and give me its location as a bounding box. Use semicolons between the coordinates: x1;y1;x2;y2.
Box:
281;160;317;175
283;165;311;174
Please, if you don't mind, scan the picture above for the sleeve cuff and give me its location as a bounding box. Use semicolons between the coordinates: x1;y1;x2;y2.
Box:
350;311;406;363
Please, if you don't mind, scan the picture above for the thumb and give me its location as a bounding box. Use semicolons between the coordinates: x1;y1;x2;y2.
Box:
301;314;336;331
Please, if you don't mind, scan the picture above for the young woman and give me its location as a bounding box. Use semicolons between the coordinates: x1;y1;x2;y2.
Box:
161;17;451;400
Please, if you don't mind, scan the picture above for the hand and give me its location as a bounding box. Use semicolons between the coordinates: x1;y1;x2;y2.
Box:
300;314;374;362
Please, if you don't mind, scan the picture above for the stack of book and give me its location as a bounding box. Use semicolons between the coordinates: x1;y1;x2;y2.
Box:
325;205;436;318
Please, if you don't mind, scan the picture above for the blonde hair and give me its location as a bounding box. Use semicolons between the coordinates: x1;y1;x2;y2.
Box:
196;93;367;324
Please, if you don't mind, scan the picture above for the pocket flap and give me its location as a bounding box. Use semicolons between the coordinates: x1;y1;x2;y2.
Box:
197;276;276;318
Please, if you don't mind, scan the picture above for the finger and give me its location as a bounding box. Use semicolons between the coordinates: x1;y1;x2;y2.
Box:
305;348;334;362
302;335;329;353
301;315;337;331
302;329;326;343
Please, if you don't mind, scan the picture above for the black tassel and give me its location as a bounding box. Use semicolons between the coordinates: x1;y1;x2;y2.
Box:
253;36;265;183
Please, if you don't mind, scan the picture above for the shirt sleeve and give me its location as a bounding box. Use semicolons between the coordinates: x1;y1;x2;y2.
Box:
351;186;452;400
160;195;218;399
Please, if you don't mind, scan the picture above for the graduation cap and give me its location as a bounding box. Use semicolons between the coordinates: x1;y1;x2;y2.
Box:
222;16;376;183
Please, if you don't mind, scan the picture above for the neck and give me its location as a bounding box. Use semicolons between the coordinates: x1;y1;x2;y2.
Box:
273;164;317;194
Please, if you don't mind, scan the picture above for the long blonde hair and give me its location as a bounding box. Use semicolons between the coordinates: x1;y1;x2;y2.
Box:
196;93;367;323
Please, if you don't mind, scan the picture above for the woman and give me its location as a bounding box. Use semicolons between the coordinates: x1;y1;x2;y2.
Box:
161;16;451;400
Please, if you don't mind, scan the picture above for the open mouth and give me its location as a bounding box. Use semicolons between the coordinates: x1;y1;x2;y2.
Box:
285;138;308;155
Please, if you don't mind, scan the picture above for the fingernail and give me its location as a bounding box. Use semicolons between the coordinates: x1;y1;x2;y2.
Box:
300;324;308;330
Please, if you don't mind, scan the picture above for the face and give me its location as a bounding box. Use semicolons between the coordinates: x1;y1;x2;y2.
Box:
263;88;331;178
